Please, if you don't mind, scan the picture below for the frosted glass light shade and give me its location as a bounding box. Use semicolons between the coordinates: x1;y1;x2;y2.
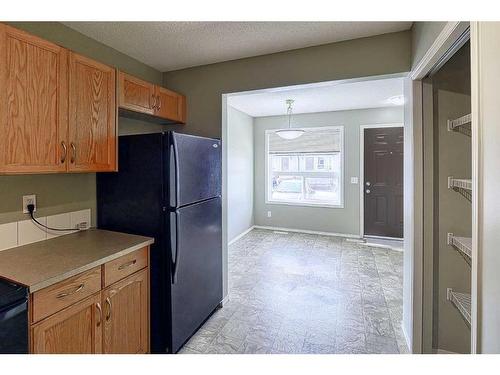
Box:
275;129;305;140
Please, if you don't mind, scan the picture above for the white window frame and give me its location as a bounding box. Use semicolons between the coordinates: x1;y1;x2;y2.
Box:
265;126;345;209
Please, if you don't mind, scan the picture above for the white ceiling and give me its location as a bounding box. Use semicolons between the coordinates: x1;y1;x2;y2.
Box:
227;77;405;117
63;22;412;72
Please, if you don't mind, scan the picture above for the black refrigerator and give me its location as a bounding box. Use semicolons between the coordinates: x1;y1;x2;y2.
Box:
97;132;222;353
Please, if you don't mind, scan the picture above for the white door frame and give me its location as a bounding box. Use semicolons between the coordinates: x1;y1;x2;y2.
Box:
409;21;475;354
359;123;404;239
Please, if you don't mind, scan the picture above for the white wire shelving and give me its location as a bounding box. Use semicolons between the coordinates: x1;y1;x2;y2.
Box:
447;288;471;327
447;233;472;261
447;113;472;131
448;177;472;191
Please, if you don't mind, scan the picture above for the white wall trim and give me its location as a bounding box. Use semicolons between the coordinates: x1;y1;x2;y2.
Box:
411;22;470;80
433;349;459;355
359;123;404;238
469;21;479;355
254;225;360;239
221;94;229;300
401;321;411;353
228;226;255;246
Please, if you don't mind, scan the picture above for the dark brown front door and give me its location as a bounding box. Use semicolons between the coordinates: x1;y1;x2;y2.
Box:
364;127;403;238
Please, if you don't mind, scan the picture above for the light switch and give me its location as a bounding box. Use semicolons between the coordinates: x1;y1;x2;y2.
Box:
350;177;359;184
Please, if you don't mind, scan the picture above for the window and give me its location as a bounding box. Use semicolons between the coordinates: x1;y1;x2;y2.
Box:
266;126;344;207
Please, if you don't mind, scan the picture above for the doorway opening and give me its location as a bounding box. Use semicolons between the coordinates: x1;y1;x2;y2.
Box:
181;75;411;354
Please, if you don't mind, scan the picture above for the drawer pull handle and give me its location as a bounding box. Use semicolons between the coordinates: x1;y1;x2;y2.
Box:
56;283;85;299
96;302;102;327
105;297;112;321
118;259;137;270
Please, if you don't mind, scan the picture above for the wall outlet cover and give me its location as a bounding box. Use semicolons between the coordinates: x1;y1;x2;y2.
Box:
22;195;36;214
350;177;359;184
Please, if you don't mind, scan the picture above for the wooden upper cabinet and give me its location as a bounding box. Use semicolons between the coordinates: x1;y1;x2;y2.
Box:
118;71;186;124
155;86;186;123
68;53;117;172
31;293;103;354
118;71;155;115
102;269;149;354
0;24;68;174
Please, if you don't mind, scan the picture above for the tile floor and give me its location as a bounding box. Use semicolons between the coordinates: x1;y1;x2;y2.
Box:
180;229;408;354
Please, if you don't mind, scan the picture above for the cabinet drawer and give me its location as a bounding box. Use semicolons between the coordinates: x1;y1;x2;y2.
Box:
32;267;101;323
103;247;148;287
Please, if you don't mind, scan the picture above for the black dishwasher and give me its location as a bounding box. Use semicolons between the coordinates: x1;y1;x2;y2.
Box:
0;279;28;354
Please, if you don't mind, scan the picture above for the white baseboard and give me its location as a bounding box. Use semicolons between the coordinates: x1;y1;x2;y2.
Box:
434;348;459;354
401;322;412;353
228;226;255;246
253;225;360;239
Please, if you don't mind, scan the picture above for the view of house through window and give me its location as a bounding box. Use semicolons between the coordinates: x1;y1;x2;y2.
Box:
266;126;343;207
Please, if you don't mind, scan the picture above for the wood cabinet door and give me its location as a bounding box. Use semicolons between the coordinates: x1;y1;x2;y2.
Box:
118;71;155;115
155;86;186;123
102;269;149;354
0;24;68;174
68;52;116;172
31;293;103;354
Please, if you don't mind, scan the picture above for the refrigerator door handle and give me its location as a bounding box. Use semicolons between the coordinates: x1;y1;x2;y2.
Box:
171;210;180;284
170;132;180;208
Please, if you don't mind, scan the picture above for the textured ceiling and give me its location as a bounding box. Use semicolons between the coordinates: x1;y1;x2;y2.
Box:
227;77;405;117
63;22;412;72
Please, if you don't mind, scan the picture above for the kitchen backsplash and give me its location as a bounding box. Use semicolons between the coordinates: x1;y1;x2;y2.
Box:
0;209;91;251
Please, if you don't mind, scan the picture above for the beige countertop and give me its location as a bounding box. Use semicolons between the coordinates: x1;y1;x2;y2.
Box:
0;229;154;292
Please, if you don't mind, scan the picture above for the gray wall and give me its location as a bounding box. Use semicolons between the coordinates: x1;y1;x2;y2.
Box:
227;106;254;241
411;22;448;70
164;31;411;139
253;107;404;236
0;22;165;226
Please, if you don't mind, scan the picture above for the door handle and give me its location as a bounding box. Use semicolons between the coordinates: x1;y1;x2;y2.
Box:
171;211;180;284
105;297;112;321
96;302;102;327
61;141;67;163
365;181;371;186
170;132;180;208
365;189;371;194
70;142;76;164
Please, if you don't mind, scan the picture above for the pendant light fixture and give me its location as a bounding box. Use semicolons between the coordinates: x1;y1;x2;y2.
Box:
275;99;304;140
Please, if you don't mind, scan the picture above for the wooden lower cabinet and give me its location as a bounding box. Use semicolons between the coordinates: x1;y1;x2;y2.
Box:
30;247;150;354
31;293;102;354
102;269;149;354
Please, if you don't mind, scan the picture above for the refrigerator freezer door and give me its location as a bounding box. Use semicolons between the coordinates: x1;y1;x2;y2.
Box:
170;197;222;353
169;132;221;208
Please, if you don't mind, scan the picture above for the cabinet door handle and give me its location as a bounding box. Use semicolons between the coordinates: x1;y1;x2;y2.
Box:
70;142;76;164
151;94;156;110
96;302;102;327
118;259;137;270
56;283;85;299
157;95;161;110
105;297;112;321
60;141;67;163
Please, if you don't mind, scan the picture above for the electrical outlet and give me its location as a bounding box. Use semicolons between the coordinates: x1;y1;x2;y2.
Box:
22;195;36;214
267;211;272;218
